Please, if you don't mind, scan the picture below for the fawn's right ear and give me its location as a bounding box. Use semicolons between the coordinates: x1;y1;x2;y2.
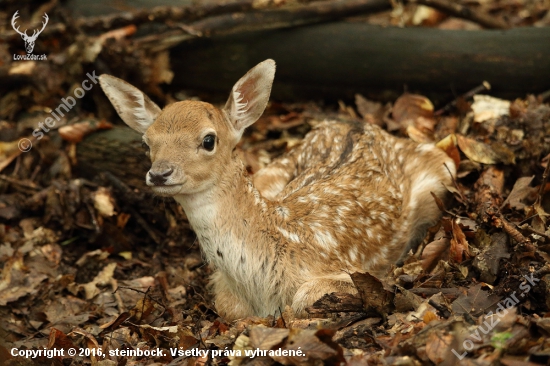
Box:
223;59;276;142
99;75;161;134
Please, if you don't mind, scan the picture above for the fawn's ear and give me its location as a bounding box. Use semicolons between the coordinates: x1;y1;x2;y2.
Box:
99;75;161;134
224;59;276;141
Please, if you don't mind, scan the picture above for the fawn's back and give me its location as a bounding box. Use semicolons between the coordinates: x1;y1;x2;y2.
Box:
99;59;455;320
254;119;454;275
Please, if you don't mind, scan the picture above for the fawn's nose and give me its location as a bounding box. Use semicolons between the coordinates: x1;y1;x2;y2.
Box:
148;167;174;186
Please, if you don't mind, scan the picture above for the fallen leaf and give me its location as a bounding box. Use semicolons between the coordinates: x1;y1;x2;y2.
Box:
412;5;447;26
425;331;453;364
436;134;461;168
421;238;450;272
502;176;536;210
451;284;501;317
249;326;289;350
271;328;339;365
392;93;436;134
351;272;394;316
59;119;113;143
81;263;117;300
47;328;76;351
472;232;510;284
471;95;510;123
450;219;470;263
456;134;500;164
355;94;386;126
93;187;116;217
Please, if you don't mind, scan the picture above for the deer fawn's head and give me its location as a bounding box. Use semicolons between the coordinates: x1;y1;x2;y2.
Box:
99;60;276;197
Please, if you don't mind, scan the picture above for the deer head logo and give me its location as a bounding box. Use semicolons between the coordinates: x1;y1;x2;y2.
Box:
11;11;48;54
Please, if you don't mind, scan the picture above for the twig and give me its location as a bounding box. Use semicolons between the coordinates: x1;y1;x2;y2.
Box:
428;299;451;318
110;278;126;313
101;171;144;202
534;157;550;207
496;215;530;245
127;206;162;245
408;0;509;29
533;264;550;278
0;174;41;190
518;213;539;226
435;81;491;116
517;223;550;243
538;89;550;102
409;287;462;299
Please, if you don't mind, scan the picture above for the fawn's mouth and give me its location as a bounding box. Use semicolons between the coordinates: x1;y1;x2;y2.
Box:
150;184;183;196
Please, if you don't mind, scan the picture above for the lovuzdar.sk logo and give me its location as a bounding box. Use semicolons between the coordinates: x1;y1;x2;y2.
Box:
11;10;48;61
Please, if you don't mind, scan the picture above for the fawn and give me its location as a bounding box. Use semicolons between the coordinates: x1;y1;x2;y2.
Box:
99;60;455;320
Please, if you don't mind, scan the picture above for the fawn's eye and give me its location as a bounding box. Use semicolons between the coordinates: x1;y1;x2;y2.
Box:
202;134;216;151
141;141;150;156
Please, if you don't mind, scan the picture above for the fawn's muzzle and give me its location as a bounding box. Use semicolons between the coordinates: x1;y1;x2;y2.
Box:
148;167;174;186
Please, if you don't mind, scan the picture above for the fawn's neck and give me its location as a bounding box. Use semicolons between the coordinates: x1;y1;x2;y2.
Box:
174;156;276;279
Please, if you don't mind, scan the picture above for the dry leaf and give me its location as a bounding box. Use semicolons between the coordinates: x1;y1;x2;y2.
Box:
355;94;386;126
249;326;289;350
450;219;469;263
93;187;116;217
436;134;460;168
58;120;113;143
351;272;394;315
472;232;510;284
456;134;499;164
392;93;436;134
81;263;117;300
423;311;438;324
451;284;501;317
502;176;535;210
421;238;450;272
471;95;510;123
271;328;338;365
425;331;453;364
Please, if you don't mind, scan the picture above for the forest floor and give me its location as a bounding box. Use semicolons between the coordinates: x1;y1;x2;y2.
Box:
1;1;550;365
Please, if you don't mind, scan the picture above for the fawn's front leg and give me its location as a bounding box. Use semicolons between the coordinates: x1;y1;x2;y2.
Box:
291;274;357;316
210;272;255;320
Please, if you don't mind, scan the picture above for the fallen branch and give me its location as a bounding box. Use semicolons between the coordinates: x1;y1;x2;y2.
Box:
409;0;509;29
0;0;258;39
133;0;392;52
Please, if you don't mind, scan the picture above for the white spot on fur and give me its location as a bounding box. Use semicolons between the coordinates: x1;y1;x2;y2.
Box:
276;205;290;219
416;144;436;153
349;246;358;262
314;230;337;248
278;227;300;243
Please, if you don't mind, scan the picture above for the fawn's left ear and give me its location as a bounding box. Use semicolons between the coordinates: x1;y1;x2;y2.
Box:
224;59;276;141
99;75;162;134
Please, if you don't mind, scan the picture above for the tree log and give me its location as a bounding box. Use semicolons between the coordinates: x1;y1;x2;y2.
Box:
171;23;550;100
76;126;149;190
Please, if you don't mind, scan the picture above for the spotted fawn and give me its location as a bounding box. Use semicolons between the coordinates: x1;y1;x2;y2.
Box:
99;60;455;320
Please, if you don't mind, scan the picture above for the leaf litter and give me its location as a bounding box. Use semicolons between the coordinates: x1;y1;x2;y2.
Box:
1;3;550;366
